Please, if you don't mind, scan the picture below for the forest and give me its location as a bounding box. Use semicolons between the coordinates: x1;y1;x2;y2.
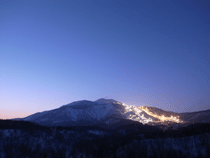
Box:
0;120;210;158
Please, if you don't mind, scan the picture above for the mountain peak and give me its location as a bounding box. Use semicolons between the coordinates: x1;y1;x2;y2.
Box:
63;100;95;109
22;98;210;128
94;98;118;104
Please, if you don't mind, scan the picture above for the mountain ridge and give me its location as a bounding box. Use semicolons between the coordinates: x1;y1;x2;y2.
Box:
20;98;210;128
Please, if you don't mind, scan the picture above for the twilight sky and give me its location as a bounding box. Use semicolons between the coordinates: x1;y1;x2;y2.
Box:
1;0;210;119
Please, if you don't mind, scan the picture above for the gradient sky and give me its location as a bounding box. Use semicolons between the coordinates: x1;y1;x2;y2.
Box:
1;0;210;119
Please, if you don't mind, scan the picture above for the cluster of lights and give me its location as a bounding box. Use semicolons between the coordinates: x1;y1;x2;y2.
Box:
138;106;182;123
121;103;153;124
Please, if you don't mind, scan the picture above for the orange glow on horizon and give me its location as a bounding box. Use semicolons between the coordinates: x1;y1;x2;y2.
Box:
138;106;182;123
0;110;32;120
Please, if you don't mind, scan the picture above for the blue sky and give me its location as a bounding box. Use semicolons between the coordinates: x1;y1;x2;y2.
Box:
1;0;210;119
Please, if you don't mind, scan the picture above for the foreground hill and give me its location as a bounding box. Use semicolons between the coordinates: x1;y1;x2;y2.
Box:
0;119;210;158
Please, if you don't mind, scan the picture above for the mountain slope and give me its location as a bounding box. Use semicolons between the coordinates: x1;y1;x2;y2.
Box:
23;98;156;127
22;98;210;128
138;106;210;123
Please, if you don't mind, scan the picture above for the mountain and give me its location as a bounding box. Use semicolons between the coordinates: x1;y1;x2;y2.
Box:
22;98;210;128
2;98;210;158
180;110;210;123
22;98;158;127
139;106;210;123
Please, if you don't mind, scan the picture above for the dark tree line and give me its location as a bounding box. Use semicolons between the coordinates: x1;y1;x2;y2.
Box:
0;120;210;158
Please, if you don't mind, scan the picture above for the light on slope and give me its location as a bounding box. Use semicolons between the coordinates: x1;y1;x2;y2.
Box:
122;103;153;124
138;106;182;123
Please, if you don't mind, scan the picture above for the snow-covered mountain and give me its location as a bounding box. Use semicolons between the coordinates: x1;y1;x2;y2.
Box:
3;98;210;158
140;106;210;124
23;98;156;127
22;98;210;127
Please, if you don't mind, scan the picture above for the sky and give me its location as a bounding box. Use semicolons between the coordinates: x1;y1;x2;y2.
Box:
1;0;210;119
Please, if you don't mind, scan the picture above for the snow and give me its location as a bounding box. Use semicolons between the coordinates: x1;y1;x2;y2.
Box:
66;108;81;121
0;128;209;158
121;103;153;124
24;111;49;121
88;130;105;135
2;129;13;137
94;98;117;104
22;99;155;126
